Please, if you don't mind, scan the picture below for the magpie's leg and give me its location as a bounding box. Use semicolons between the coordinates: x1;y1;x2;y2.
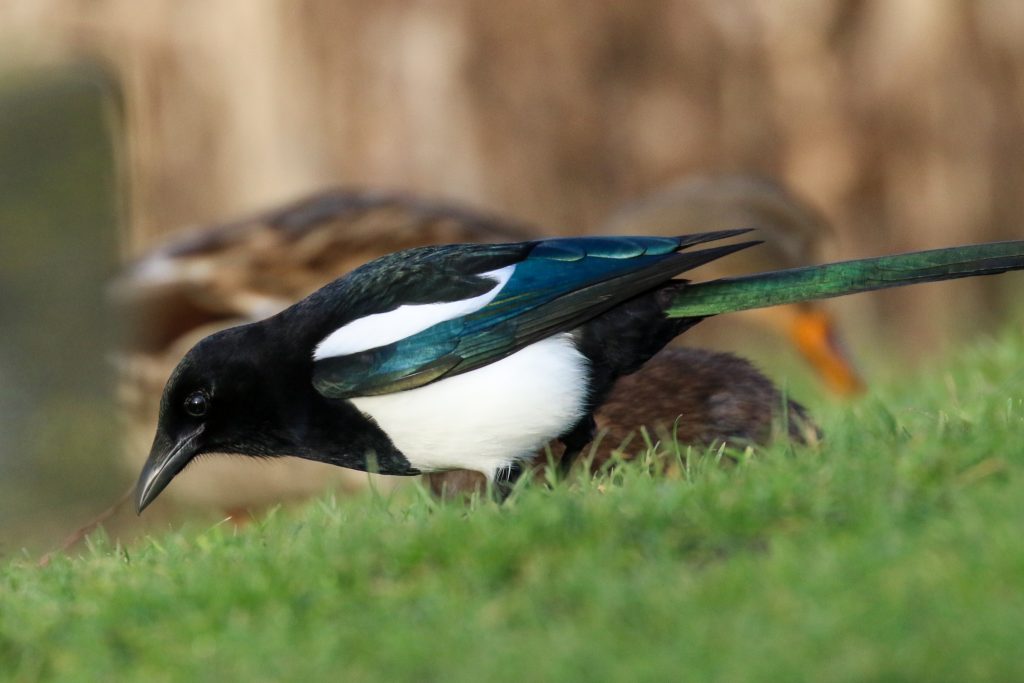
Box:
558;415;597;480
493;461;524;503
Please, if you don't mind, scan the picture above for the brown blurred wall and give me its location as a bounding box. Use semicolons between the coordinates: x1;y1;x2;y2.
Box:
3;0;1024;354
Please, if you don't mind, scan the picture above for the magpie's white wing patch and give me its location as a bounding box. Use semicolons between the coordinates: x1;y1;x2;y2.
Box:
313;265;516;360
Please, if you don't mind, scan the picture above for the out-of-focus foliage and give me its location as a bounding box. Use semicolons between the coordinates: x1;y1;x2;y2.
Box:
0;67;123;553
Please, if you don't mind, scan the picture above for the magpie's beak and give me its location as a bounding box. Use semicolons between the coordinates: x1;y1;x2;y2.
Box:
135;427;203;513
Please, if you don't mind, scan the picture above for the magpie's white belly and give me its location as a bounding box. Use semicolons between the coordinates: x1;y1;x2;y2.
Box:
350;334;590;478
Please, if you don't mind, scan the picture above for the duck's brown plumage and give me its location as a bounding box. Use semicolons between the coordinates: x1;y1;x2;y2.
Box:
425;347;819;499
115;189;534;354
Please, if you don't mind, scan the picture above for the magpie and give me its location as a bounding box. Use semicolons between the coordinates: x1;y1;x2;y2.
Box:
135;233;1024;511
114;188;533;513
115;180;857;515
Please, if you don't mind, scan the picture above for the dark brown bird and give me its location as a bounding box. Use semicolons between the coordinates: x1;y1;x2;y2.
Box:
424;346;818;499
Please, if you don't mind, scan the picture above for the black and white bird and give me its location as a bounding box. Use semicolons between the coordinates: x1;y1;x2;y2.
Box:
135;232;1024;511
115;189;534;513
135;232;753;510
114;181;848;512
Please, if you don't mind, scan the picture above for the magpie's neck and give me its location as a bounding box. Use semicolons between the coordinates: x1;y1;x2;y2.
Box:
289;391;419;475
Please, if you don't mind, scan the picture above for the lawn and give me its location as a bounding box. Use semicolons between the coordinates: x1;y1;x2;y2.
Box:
2;328;1023;682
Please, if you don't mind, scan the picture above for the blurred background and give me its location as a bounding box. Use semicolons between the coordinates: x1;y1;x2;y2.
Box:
1;0;1023;555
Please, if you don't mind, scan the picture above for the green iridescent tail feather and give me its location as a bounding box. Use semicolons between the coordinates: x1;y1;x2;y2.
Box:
667;240;1024;318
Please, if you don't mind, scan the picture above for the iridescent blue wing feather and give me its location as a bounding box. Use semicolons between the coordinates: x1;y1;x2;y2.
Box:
312;231;756;398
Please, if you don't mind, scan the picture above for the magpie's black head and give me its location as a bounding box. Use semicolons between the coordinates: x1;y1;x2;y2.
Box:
135;322;305;512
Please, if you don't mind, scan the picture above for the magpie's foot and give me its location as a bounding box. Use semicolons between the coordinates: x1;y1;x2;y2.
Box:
493;461;524;503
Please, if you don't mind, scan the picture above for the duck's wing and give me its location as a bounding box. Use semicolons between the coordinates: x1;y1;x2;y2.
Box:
310;232;758;398
112;188;537;354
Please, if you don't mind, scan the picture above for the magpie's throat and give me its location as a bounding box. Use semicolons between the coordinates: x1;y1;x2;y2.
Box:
284;394;420;476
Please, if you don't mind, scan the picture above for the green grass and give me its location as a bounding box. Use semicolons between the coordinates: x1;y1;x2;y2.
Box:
3;329;1024;682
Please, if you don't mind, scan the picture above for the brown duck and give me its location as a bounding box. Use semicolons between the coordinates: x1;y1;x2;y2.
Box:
424;346;818;499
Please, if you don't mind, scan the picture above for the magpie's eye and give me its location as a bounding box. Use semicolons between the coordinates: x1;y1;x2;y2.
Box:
183;391;209;418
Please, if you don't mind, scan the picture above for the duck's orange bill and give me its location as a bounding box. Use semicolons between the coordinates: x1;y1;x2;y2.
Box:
790;308;866;397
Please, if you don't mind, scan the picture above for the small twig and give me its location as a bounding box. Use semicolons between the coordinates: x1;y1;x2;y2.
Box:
37;485;134;568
